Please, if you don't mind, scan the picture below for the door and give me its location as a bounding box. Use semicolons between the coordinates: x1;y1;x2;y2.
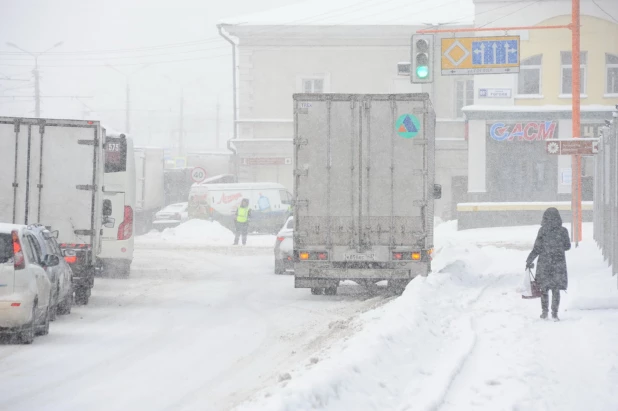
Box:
23;234;51;311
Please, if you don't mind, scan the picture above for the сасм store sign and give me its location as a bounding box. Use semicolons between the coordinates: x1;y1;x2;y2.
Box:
489;121;558;141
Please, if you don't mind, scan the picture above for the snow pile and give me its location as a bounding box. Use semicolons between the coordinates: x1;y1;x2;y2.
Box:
136;220;276;248
235;223;618;411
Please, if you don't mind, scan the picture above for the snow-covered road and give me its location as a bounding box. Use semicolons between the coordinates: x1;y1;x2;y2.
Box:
1;220;618;411
0;240;393;411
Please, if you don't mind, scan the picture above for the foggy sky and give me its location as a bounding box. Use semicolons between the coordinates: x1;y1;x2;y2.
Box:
0;0;302;150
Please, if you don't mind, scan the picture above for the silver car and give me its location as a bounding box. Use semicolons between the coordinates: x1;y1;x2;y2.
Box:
274;216;294;274
29;225;73;320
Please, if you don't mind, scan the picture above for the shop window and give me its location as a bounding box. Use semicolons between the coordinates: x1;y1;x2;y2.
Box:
302;78;324;93
517;54;542;96
455;79;474;118
561;51;587;95
606;53;618;95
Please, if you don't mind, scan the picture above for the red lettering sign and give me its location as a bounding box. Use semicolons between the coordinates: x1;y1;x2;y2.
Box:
217;192;243;205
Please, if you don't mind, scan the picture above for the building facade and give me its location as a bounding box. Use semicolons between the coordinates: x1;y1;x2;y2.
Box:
457;0;618;227
219;0;476;220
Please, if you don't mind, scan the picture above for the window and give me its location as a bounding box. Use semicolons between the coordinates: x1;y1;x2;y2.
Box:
517;54;542;95
455;79;474;118
606;53;618;95
561;51;587;95
302;78;324;93
23;235;41;265
0;233;12;263
286;217;294;229
105;137;127;173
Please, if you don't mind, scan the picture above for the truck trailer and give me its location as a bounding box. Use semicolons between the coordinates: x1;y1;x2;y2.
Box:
0;117;111;305
292;93;441;295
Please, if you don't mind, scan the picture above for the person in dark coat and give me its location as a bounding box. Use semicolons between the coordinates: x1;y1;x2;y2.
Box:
526;207;571;321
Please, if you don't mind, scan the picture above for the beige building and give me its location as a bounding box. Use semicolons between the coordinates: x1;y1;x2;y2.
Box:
219;0;476;220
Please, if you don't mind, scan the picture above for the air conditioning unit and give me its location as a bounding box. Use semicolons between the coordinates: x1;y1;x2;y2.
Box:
397;62;411;76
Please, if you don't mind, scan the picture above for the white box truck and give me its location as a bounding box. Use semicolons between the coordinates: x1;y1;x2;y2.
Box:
292;94;441;295
0;117;111;305
134;147;165;234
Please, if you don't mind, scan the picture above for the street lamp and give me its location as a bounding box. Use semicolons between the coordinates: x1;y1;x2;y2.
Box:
5;41;64;117
105;64;151;133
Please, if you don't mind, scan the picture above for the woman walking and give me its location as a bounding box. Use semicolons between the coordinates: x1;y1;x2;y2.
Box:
526;207;572;321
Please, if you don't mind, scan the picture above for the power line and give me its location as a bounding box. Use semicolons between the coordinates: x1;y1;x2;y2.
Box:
591;0;618;23
477;0;544;29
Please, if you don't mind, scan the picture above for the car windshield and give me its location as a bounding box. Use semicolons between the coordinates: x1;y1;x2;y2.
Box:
0;233;12;264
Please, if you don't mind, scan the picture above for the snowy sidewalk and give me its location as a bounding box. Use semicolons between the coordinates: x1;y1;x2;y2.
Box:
236;222;618;411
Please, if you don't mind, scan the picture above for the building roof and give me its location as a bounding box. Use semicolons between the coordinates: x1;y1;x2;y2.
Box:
220;0;474;27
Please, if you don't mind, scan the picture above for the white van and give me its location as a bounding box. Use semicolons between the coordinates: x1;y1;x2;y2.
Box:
188;182;293;234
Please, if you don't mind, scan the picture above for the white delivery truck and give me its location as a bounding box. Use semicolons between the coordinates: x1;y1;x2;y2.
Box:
188;182;293;233
293;93;441;295
0;117;112;305
134;147;165;234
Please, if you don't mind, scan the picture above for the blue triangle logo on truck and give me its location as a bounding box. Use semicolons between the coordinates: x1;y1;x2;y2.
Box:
395;114;420;139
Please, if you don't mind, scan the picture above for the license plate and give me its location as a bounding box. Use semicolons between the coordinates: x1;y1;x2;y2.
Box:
344;253;376;261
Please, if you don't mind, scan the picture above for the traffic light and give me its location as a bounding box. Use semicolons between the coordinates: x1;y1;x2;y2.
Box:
411;34;434;83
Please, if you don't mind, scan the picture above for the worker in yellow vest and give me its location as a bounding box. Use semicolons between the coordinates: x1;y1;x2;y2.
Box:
234;198;252;246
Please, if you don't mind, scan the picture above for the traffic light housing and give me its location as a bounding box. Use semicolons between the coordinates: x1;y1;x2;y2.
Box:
411;34;434;84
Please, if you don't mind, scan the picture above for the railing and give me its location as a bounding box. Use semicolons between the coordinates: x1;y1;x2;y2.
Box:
593;113;618;285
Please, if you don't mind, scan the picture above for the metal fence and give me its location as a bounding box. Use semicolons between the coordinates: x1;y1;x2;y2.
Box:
593;113;618;282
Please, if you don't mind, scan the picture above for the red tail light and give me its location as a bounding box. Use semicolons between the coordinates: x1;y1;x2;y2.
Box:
393;252;403;260
11;231;25;270
318;253;328;260
277;237;285;242
64;255;77;264
117;206;133;240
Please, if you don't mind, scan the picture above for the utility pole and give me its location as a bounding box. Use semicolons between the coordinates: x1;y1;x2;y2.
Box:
5;41;63;118
179;89;185;156
105;64;150;133
126;81;131;133
216;98;221;149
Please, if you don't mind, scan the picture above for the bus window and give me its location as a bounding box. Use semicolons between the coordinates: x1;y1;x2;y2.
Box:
105;138;127;173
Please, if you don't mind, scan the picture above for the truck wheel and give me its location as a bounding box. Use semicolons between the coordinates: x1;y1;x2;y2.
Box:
324;287;337;296
75;288;90;306
19;304;36;344
310;288;324;295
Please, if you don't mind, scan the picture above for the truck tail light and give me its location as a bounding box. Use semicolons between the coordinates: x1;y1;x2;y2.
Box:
392;251;426;261
117;206;133;240
412;252;421;261
64;254;77;264
393;252;403;260
298;251;328;261
11;231;25;270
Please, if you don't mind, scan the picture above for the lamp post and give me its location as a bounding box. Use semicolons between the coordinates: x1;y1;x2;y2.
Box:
5;41;64;117
105;64;150;133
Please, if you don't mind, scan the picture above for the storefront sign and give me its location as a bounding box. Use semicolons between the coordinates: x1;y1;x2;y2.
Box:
546;138;599;155
489;121;558;142
479;88;512;98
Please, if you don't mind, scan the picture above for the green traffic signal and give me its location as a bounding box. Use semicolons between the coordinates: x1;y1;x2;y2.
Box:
416;66;429;79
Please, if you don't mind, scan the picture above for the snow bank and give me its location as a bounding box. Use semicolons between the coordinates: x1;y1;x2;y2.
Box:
136;220;276;248
236;222;618;411
235;238;527;411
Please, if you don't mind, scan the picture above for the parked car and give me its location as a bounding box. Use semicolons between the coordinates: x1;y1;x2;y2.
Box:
0;223;53;344
153;202;189;230
274;216;294;274
29;225;73;320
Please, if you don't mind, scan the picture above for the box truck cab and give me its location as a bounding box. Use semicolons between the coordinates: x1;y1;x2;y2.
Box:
188;182;293;233
98;133;136;277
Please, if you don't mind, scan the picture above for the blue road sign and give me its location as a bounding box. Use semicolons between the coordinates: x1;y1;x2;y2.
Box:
472;40;519;66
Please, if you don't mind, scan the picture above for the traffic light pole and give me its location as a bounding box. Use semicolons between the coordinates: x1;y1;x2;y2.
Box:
417;0;582;243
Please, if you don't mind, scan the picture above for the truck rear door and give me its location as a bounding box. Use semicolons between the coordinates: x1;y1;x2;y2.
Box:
0;117;103;253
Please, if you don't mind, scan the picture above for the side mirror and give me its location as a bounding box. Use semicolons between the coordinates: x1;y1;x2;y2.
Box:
433;184;442;200
104;217;116;228
44;254;60;267
51;230;59;239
